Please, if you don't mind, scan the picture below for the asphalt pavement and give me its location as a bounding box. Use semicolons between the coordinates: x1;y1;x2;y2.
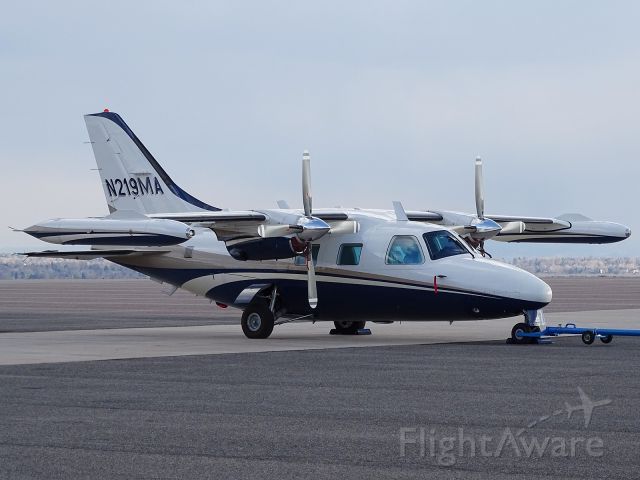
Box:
0;338;638;479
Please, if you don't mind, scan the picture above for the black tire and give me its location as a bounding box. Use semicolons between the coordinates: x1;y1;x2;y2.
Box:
511;322;532;345
241;302;275;339
600;334;613;344
581;331;595;345
333;321;366;334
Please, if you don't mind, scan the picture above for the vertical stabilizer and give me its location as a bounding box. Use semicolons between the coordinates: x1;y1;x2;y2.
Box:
84;111;220;214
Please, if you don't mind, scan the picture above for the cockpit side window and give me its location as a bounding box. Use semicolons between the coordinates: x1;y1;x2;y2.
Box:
385;236;424;265
423;230;470;260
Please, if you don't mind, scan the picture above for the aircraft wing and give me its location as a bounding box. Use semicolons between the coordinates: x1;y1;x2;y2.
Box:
487;214;572;241
149;211;268;241
149;209;352;241
487;214;630;244
21;249;170;259
411;209;630;244
487;215;569;226
150;211;268;223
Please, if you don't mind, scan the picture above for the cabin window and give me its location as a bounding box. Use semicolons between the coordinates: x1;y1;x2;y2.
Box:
294;244;320;266
337;243;363;265
423;230;470;260
385;236;424;265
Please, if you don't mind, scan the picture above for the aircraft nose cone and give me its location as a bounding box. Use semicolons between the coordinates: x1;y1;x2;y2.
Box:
516;274;553;312
626;228;632;238
531;277;553;305
508;267;552;308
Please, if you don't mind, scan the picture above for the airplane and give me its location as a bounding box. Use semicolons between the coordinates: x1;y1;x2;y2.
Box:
18;110;632;341
565;387;611;427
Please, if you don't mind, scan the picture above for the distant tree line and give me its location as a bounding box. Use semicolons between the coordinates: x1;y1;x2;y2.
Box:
0;255;144;280
502;256;640;276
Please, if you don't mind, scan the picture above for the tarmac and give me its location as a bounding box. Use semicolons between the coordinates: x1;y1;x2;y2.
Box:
0;278;639;479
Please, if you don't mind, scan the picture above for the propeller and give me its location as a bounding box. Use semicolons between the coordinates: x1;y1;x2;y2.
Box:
466;157;501;257
300;151;322;309
257;151;359;308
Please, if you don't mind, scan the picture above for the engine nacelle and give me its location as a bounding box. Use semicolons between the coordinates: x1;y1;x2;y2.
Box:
227;237;301;261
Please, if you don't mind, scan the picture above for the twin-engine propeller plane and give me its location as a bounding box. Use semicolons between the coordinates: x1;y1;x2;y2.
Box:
19;111;632;341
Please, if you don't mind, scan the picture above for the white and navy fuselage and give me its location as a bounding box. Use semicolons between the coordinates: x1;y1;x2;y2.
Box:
107;209;553;322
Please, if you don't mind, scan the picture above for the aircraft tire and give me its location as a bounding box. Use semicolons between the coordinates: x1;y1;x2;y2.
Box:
333;321;366;334
600;334;613;344
241;302;275;339
511;322;531;345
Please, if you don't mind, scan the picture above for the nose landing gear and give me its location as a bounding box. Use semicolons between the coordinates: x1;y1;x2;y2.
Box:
510;322;541;344
509;309;546;344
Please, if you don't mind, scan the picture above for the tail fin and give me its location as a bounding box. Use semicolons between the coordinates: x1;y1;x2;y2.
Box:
84;111;220;214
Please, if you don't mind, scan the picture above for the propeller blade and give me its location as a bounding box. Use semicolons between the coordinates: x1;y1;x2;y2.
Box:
302;151;312;217
307;249;318;309
475;157;484;219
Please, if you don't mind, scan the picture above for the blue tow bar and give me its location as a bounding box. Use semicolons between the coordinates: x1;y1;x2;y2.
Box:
518;322;640;345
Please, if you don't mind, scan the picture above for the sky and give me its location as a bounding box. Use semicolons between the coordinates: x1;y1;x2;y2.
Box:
1;1;638;257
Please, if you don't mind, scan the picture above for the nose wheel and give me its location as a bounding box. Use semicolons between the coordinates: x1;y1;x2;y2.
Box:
510;322;540;344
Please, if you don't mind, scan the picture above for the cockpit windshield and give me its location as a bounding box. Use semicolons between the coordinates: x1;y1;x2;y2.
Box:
423;230;472;260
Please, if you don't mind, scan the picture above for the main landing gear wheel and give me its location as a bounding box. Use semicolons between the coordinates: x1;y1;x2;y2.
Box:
333;321;366;335
600;334;613;344
510;323;539;345
241;303;275;339
581;331;596;345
